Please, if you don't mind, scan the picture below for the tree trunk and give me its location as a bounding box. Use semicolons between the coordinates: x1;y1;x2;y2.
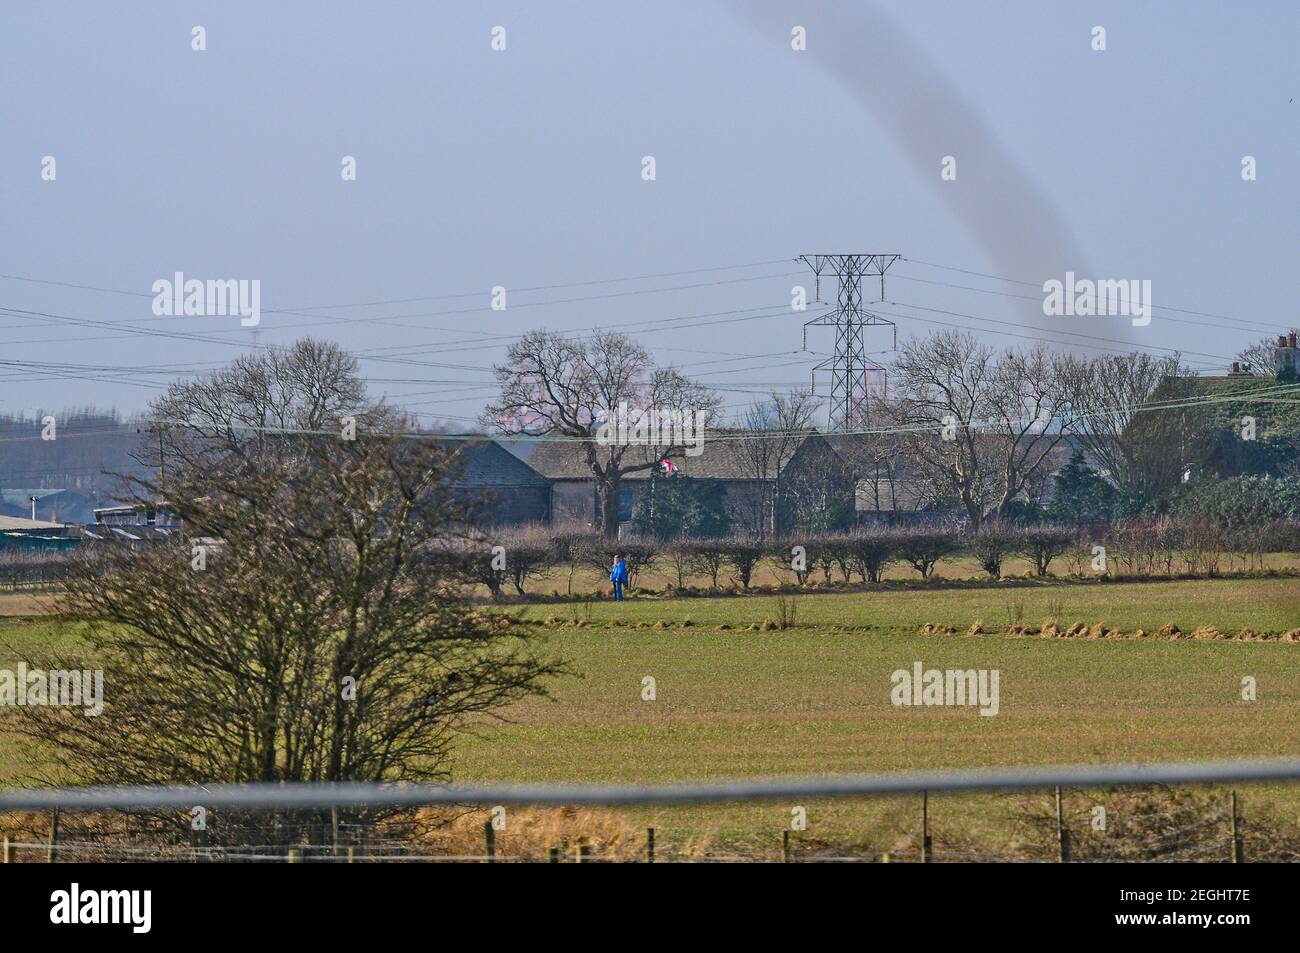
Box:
962;487;982;532
598;476;621;541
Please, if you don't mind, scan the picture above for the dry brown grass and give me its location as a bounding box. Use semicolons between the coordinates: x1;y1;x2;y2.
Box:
398;805;644;861
0;592;56;617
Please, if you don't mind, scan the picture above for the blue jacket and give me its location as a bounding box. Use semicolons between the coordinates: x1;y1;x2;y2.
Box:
610;560;629;584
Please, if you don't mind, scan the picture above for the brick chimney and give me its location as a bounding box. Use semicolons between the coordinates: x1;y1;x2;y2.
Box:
1277;332;1299;379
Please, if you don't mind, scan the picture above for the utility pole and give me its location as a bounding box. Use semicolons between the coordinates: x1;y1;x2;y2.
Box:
798;253;899;430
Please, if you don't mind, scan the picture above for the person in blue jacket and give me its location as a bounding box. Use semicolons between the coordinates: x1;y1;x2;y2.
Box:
610;554;629;601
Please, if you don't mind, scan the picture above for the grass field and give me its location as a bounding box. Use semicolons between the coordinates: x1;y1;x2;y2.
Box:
445;577;1300;854
2;576;1298;857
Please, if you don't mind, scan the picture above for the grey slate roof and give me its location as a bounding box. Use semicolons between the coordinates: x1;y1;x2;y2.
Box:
525;434;814;481
443;439;551;486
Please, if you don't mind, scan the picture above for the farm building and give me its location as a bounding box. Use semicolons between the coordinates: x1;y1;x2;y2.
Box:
442;438;552;526
523;432;855;537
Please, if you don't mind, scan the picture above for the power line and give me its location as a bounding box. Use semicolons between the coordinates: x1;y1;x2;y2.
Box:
3;380;1293;446
890;270;1287;337
900;257;1292;333
879;301;1237;364
0;256;792;314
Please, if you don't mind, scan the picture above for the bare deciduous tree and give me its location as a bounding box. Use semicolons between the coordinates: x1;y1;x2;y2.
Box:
1071;352;1203;499
483;330;721;539
889;332;1088;527
141;338;396;473
889;330;999;528
11;346;564;843
985;344;1087;515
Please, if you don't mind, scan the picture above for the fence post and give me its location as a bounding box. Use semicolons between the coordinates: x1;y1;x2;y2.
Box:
287;847;301;864
331;805;340;860
47;808;59;864
484;820;495;863
880;850;890;864
921;791;932;863
346;846;356;864
1230;791;1243;863
782;830;791;863
578;843;590;863
549;847;559;863
2;836;12;864
646;827;655;864
1055;786;1070;863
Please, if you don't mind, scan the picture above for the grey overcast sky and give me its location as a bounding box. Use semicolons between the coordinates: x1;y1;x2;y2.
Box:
1;0;1296;427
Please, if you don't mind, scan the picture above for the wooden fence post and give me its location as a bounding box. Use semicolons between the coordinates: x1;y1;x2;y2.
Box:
782;830;791;863
346;846;356;864
549;847;559;863
646;827;654;864
331;806;340;860
287;847;301;863
484;820;496;863
578;843;590;863
2;836;12;864
1056;786;1070;863
1230;791;1243;863
47;808;59;864
921;791;932;863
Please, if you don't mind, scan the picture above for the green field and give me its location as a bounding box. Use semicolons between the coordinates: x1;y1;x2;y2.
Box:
2;576;1299;858
444;578;1300;855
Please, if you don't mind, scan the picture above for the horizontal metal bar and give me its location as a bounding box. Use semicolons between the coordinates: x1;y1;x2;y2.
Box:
2;759;1299;811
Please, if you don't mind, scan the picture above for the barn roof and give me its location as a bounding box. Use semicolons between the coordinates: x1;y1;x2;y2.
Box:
525;433;823;481
0;514;64;531
442;438;551;487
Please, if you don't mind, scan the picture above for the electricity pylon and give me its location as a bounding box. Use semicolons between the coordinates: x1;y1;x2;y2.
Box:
799;253;899;430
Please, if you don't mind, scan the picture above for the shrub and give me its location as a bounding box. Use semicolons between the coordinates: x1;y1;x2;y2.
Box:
1106;520;1159;577
660;540;693;589
441;538;508;600
722;538;767;590
772;593;798;630
894;528;958;579
618;541;658;587
844;528;898;583
969;523;1014;579
1016;526;1076;577
769;540;811;585
802;536;841;584
493;525;555;596
684;540;727;590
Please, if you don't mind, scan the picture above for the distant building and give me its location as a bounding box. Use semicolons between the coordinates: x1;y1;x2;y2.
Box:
0;514;80;551
442;438;552;526
524;432;854;536
81;503;180;542
1275;332;1298;379
828;432;1092;525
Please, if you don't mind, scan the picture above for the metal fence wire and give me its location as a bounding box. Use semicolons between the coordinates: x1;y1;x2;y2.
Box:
1;758;1297;863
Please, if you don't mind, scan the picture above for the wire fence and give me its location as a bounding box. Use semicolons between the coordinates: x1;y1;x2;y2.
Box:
2;758;1298;863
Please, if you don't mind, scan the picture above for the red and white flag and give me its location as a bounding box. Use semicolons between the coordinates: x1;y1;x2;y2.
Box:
659;458;679;475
